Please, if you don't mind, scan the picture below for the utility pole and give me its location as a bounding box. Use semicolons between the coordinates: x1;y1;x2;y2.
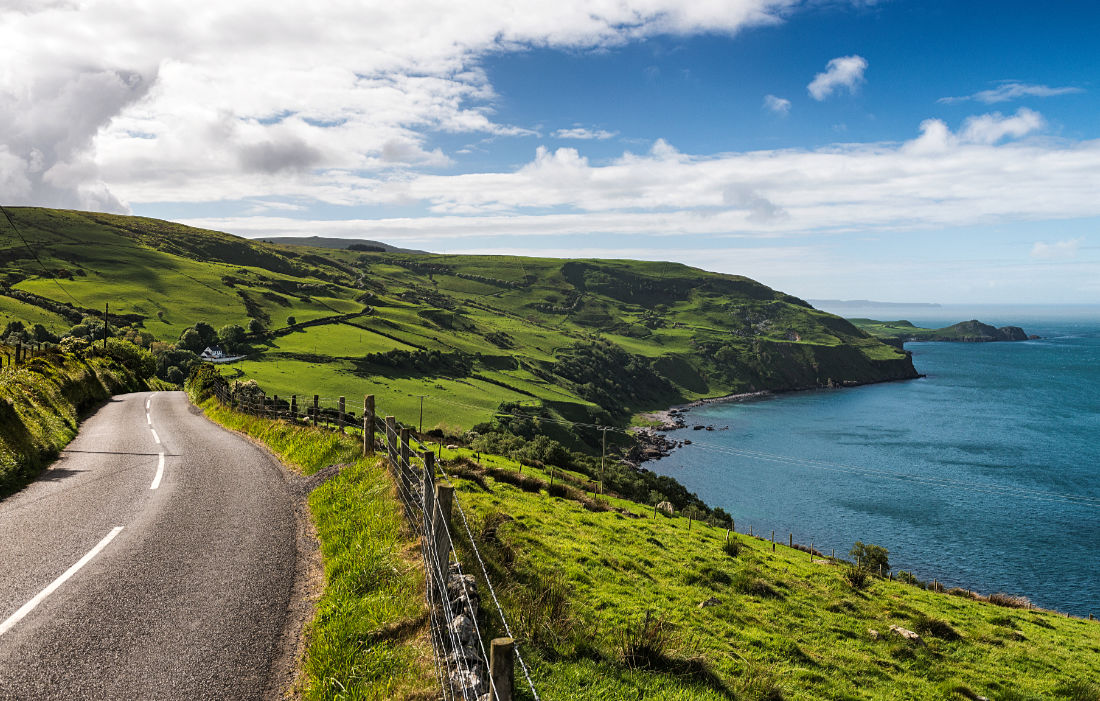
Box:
103;302;108;349
600;426;607;494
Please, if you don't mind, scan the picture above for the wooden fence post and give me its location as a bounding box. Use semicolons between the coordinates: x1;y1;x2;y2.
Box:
385;416;397;470
789;533;793;548
312;395;319;427
400;427;411;490
363;395;375;456
434;482;454;569
489;637;515;701
338;396;346;433
290;395;297;421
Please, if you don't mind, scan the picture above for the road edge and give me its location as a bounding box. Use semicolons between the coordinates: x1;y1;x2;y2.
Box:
184;398;323;701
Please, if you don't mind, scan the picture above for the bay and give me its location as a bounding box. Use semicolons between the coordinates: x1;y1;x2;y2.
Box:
647;308;1100;616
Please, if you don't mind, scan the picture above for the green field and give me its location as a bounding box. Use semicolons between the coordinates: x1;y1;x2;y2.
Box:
1;208;919;443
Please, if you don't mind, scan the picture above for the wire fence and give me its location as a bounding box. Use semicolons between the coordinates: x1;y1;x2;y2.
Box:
207;381;539;701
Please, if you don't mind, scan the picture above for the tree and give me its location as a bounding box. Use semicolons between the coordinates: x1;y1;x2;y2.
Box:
193;321;217;347
218;324;246;352
850;541;890;573
178;328;203;353
286;316;296;326
31;323;58;343
247;318;266;335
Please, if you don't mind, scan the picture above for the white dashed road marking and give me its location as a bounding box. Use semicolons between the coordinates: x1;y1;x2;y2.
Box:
0;527;124;637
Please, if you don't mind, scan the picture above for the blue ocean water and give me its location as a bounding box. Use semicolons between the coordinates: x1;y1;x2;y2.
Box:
648;309;1100;615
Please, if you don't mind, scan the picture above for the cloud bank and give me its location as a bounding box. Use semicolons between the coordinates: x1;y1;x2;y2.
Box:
0;0;799;211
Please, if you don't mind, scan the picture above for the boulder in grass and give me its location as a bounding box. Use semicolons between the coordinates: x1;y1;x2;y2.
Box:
889;624;924;645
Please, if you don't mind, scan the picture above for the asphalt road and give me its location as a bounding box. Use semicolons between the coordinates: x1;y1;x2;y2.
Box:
0;391;299;700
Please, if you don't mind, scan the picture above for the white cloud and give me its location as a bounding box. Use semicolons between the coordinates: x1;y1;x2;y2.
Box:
1030;237;1082;260
959;108;1044;144
807;55;867;101
0;0;799;210
176;110;1100;244
553;127;619;140
940;81;1084;104
762;94;791;116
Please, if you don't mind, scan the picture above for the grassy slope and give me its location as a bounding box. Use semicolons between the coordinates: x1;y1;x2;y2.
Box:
2;208;916;433
435;446;1100;701
192;394;436;701
0;341;151;496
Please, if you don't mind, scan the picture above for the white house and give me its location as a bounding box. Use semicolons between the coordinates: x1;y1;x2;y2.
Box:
199;346;225;361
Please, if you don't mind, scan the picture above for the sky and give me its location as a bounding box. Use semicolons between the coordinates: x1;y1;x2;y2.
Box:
1;0;1098;304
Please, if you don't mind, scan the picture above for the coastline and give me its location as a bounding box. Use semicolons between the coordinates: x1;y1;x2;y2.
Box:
632;374;925;464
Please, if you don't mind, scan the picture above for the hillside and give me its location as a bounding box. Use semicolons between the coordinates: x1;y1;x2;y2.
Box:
851;319;1033;345
188;371;1100;700
0;208;917;437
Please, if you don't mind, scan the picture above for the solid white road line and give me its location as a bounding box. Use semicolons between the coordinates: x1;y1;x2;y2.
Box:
150;452;165;490
150;428;160;444
0;527;124;637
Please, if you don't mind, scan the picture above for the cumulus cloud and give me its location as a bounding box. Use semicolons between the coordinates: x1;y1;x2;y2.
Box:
940;81;1084;104
553;127;619;140
0;0;799;209
959;108;1044;144
178;110;1100;244
1030;237;1082;260
762;94;791;116
808;55;867;100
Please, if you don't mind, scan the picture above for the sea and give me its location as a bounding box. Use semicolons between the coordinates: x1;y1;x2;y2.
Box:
647;305;1100;616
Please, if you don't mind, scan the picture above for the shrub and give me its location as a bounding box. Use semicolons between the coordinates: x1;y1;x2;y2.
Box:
850;541;890;574
988;592;1031;609
619;611;675;669
722;538;742;558
843;565;870;591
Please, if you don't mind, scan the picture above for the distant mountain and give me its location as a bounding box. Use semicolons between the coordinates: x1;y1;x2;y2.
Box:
257;235;428;254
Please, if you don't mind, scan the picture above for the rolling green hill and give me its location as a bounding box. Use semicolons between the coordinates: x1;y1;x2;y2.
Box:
1;207;917;436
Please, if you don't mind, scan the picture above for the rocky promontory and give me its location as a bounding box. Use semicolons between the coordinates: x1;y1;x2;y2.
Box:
849;318;1037;344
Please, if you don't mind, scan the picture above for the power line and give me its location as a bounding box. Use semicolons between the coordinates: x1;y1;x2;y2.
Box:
0;204;84;307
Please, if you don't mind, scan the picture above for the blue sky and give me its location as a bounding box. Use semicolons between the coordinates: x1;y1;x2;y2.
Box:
2;0;1098;303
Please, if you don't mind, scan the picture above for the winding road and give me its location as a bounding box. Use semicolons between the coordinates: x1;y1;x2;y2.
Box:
0;391;300;700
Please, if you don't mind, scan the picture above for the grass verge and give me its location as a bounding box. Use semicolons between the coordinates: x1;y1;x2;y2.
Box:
0;342;149;498
194;394;437;700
